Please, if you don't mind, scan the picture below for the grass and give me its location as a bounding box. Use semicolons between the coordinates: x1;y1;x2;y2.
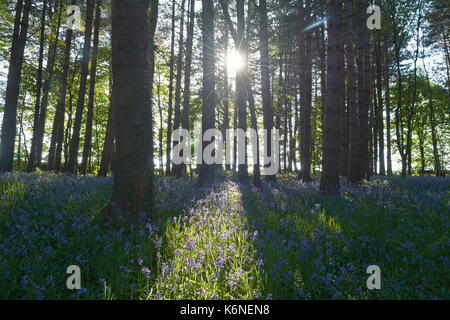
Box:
0;172;448;299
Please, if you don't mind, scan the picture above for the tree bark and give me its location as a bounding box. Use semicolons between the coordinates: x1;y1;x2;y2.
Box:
110;0;156;223
320;0;344;192
199;0;216;186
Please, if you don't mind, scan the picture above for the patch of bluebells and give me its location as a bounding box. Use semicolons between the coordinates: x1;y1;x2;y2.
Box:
0;172;448;300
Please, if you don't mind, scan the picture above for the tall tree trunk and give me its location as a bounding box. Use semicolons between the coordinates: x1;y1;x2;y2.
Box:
198;0;216;186
223;2;231;172
390;5;407;178
17;93;27;168
372;87;378;175
0;0;32;173
235;0;249;183
48;0;76;172
29;0;48;170
320;0;343;192
157;70;163;174
384;41;392;175
422;53;443;177
110;0;156;223
356;0;370;181
175;0;195;177
65;0;96;174
28;0;63;171
171;0;186;176
98;71;114;177
165;0;176;176
81;0;102;175
299;0;312;182
376;36;385;176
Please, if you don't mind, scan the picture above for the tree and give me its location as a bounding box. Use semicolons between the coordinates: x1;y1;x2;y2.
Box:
356;0;371;181
320;0;344;192
347;0;359;183
198;0;216;186
65;0;96;174
174;0;195;177
110;0;157;222
0;0;32;173
49;0;77;172
299;0;313;182
259;0;276;181
28;0;48;171
165;0;177;176
81;0;103;175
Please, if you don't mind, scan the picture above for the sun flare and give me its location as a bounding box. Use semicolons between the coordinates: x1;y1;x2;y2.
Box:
226;50;244;74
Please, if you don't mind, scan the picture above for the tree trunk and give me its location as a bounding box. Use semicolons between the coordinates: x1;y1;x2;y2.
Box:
98;71;114;177
175;0;195;177
384;41;392;175
356;0;370;181
28;0;63;171
0;0;32;173
171;0;186;176
199;0;216;186
299;0;313;182
48;1;76;172
80;0;102;175
223;2;231;172
376;36;385;176
28;0;48;170
65;0;96;174
110;0;156;223
320;0;343;192
165;0;176;176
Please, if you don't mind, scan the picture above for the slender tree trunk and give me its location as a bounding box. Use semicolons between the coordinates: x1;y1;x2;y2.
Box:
48;1;76;172
28;0;63;171
224;3;231;171
110;0;156;223
299;0;312;182
376;36;385;176
98;72;114;177
422;54;443;177
199;0;216;186
320;0;343;192
384;42;392;175
165;0;176;176
81;0;102;175
0;0;32;173
372;87;378;175
175;0;195;177
171;0;186;176
157;70;163;174
29;0;48;170
65;0;95;174
356;0;370;181
234;0;249;183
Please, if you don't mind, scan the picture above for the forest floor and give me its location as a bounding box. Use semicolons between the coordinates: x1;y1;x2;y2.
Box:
0;172;448;300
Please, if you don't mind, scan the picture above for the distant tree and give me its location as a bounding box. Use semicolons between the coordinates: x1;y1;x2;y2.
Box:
81;0;103;175
65;0;96;174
